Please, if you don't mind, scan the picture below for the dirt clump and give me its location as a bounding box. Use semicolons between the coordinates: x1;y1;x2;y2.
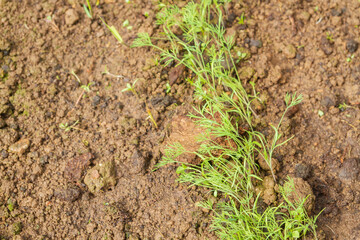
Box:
84;160;116;194
286;178;315;215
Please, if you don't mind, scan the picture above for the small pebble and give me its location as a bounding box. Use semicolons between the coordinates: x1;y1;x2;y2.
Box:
283;44;297;59
339;158;359;182
250;39;262;48
1;150;9;159
346;39;358;53
65;9;80;26
9;139;30;155
92;95;101;106
295;163;311;179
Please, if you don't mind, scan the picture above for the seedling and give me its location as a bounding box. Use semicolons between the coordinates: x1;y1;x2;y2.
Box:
146;107;158;128
318;110;324;117
100;17;124;45
122;19;132;30
338;103;354;111
80;82;94;93
326;32;334;42
102;66;124;79
237;12;245;25
83;0;93;19
236;51;247;63
70;70;93;106
165;82;171;94
121;79;138;97
59;120;83;132
347;54;355;62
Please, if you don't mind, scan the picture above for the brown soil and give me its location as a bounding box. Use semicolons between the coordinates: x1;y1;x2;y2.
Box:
0;0;359;239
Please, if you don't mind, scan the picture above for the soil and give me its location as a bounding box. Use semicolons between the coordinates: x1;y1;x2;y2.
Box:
0;0;359;239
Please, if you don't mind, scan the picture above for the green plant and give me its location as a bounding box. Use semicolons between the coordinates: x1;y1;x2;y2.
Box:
83;0;93;19
238;12;245;25
100;17;124;45
133;1;319;238
326;32;334;42
102;66;124;79
346;54;355;62
59;120;82;132
338;102;353;111
165;82;171;93
121;79;138;97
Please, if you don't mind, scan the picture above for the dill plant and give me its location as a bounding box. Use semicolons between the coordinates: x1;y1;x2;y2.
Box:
132;0;320;238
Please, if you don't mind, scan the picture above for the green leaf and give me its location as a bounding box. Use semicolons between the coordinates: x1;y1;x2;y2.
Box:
100;17;123;44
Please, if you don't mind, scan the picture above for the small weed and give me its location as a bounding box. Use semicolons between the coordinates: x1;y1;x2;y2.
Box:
346;54;355;63
237;12;245;25
236;51;247;63
83;0;93;19
146;108;158;128
297;45;305;49
121;79;138;97
338;103;354;111
314;6;319;12
318;110;324;117
59;120;84;132
326;32;334;42
100;17;125;45
144;12;149;18
133;0;319;238
102;66;124;79
165;82;171;94
122;19;132;30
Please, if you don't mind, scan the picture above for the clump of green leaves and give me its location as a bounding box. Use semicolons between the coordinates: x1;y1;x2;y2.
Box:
133;0;319;238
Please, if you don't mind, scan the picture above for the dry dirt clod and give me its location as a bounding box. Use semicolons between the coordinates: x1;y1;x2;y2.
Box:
294;163;311;179
164;115;205;165
55;186;81;202
64;152;93;182
129;149;149;174
84;160;116;194
65;9;80;26
338;158;359;182
262;176;277;205
258;156;280;173
8;138;30;155
283;44;297;59
286;177;315;215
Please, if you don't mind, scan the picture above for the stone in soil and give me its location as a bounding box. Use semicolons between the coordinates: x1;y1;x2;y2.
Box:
346;39;358;53
250;39;262;48
320;36;334;55
295;163;311;179
64;152;93;182
129;149;150;174
8;138;30;155
65;9;79;26
55;186;82;202
84;160;116;194
283;44;297;59
338;158;359;182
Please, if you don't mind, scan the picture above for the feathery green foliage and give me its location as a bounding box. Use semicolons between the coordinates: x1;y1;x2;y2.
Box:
133;0;320;239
